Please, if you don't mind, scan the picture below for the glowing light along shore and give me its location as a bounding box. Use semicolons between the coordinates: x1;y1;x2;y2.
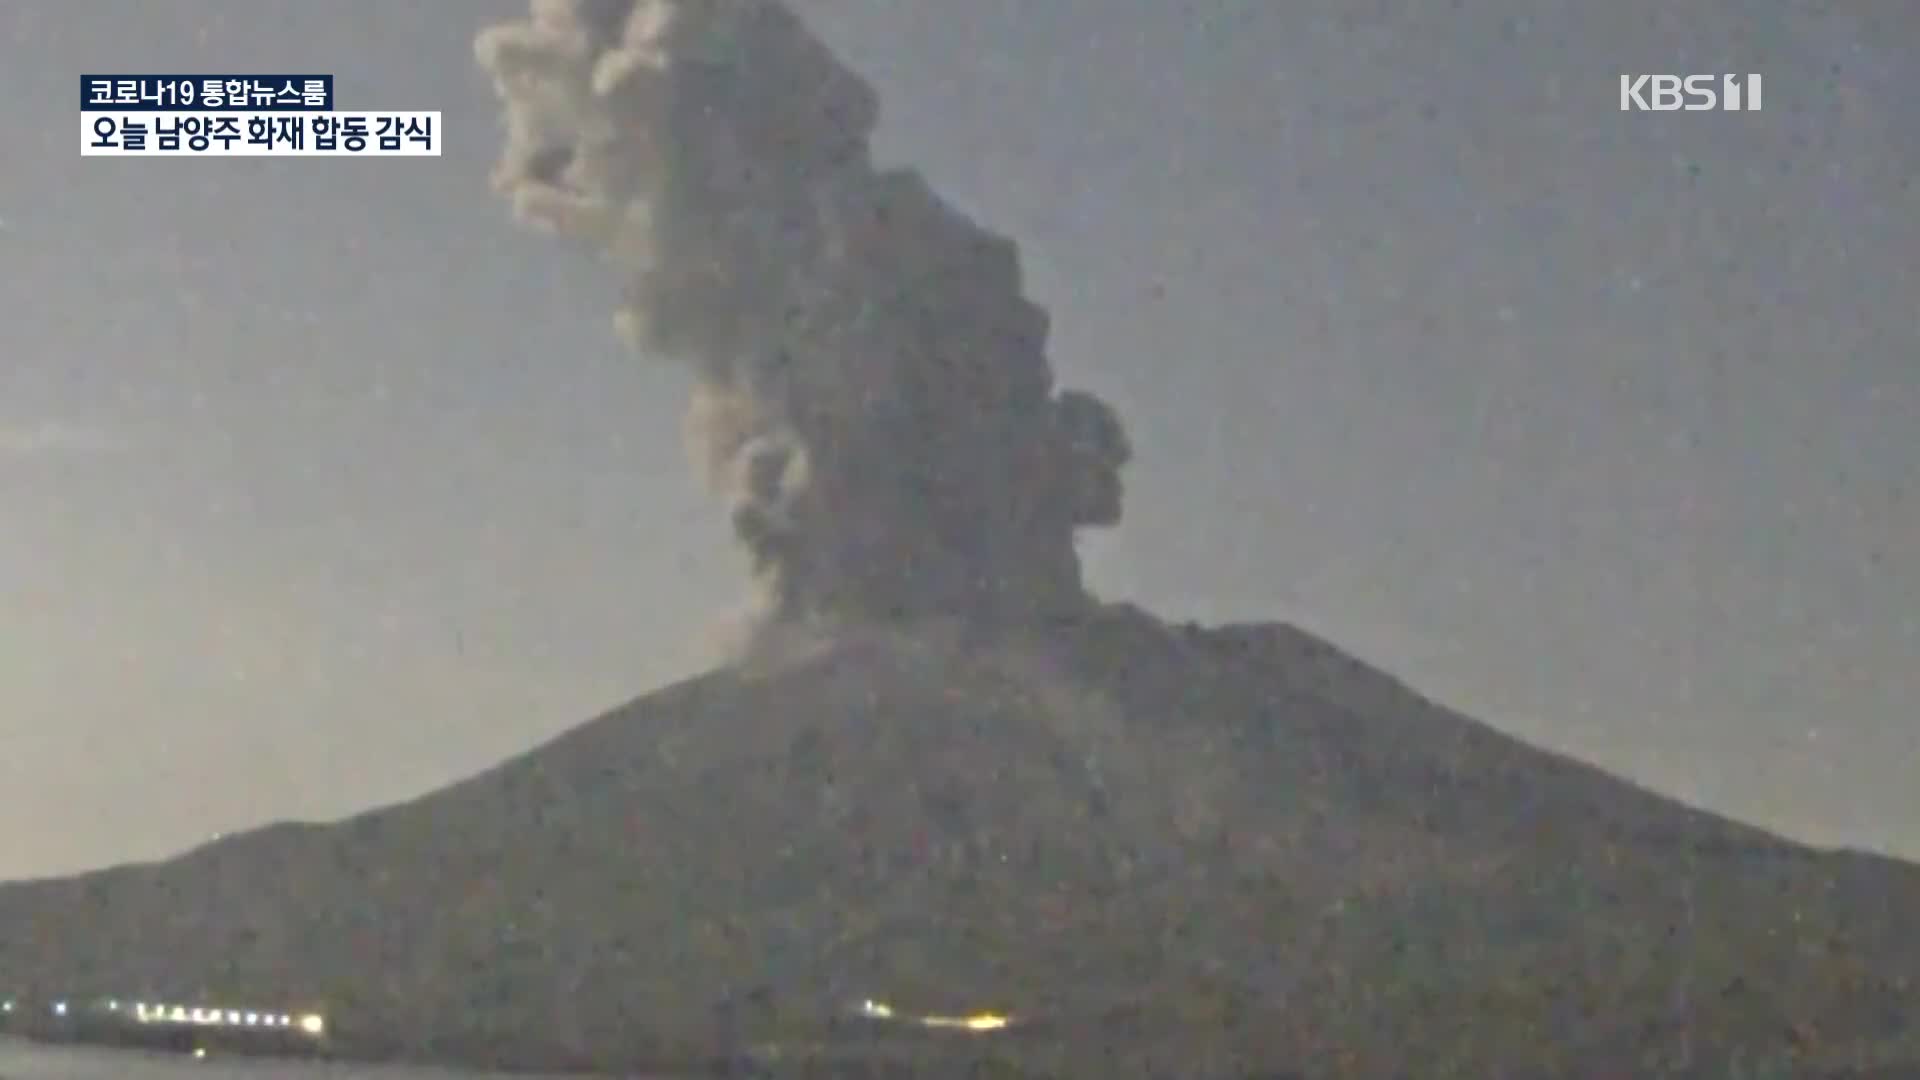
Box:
128;1000;325;1035
855;998;1013;1033
1;994;324;1037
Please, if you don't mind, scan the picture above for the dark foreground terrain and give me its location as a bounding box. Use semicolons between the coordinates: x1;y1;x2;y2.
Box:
3;609;1917;1077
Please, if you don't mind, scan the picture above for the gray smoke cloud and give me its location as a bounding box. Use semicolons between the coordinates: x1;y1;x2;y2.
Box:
476;0;1130;626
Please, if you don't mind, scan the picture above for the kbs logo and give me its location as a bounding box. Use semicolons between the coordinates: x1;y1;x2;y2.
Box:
1619;74;1762;111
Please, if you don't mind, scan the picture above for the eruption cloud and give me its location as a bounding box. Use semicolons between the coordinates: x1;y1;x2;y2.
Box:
476;0;1130;627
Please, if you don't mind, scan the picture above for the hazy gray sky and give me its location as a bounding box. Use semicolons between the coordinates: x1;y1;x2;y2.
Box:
3;1;1914;879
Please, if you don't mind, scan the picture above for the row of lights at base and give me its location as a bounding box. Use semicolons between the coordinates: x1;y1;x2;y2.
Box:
133;1001;325;1035
1;997;323;1036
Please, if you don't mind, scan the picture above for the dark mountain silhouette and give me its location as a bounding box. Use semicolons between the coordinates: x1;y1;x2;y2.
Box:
2;608;1917;1076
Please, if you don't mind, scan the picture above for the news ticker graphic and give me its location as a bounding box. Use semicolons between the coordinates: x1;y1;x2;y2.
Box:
80;74;439;157
83;112;440;156
82;74;334;111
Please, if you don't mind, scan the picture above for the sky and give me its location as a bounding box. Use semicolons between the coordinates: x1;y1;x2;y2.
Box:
1;0;1914;879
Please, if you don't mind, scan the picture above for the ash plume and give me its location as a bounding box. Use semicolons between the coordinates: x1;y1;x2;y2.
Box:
476;0;1130;627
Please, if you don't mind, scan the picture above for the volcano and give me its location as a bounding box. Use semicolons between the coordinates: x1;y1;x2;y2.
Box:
2;608;1917;1076
8;2;1915;1073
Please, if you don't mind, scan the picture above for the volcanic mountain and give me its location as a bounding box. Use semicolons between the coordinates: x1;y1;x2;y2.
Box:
2;608;1917;1077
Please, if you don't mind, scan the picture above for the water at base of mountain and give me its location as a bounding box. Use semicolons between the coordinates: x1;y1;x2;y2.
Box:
0;1038;589;1079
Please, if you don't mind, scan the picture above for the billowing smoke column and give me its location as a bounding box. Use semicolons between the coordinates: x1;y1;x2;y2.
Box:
476;0;1130;626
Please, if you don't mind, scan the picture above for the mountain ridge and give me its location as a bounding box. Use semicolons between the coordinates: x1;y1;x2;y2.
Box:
3;610;1917;1076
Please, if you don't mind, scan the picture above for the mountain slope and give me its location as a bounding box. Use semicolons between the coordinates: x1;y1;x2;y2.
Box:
2;609;1916;1076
